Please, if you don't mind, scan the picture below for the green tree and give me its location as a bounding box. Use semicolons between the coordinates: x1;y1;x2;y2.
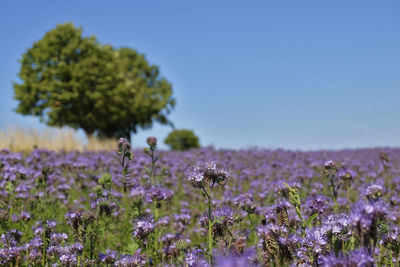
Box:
13;23;175;141
164;129;200;151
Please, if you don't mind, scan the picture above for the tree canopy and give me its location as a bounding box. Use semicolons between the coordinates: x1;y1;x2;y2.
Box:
164;129;200;151
13;23;175;140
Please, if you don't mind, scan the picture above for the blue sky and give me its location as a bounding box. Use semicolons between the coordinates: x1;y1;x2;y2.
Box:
1;1;399;150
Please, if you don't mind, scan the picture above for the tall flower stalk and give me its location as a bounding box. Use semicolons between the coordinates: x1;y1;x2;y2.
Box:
116;138;134;247
144;137;158;185
324;160;340;211
187;162;229;264
117;138;133;194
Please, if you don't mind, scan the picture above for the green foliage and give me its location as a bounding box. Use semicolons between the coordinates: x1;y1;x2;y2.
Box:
98;173;112;189
13;22;175;139
164;129;200;151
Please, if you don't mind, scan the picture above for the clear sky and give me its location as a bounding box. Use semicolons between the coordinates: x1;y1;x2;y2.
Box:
0;1;399;150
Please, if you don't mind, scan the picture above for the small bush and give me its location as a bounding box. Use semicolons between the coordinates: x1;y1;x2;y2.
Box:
164;129;200;151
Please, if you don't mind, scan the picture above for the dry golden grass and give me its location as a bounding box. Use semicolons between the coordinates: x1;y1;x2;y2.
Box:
0;126;117;152
86;134;118;151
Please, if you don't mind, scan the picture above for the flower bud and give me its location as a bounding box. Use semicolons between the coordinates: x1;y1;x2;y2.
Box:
324;160;337;174
146;137;157;148
117;138;131;154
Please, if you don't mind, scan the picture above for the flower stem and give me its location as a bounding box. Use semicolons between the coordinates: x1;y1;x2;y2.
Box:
202;187;213;265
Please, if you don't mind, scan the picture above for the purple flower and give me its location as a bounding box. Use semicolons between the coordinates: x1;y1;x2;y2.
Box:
50;233;68;244
338;169;356;181
365;184;383;201
99;249;118;264
187;165;205;188
233;193;255;213
115;250;147;266
187;161;229;188
305;227;327;254
133;219;155;240
215;253;257;267
60;253;78;266
324;160;337;171
320;248;373;267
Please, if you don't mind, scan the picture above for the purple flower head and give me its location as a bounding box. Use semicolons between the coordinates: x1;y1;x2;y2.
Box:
156;216;170;228
174;213;191;225
99;249;118;264
46;220;57;229
47;245;62;257
65;210;83;230
187;162;229;189
305;227;327;254
233;193;255;213
1;230;23;246
338;169;355;181
19;211;31;222
133;219;155;240
184;248;208;267
215;253;257;267
350;200;388;247
63;242;83;255
129;186;145;199
50;233;68;244
145;186;173;203
365;184;383;201
0;246;24;263
187;165;205;188
324;160;337;172
320;248;373;267
200;207;237;237
60;253;78;267
304;195;333;216
115;251;147;266
321;214;350;236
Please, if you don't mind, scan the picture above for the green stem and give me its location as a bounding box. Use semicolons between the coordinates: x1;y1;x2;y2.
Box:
154;200;159;220
330;176;337;201
208;219;213;263
202;187;213;265
224;224;235;251
42;223;47;267
8;202;13;227
26;248;29;267
149;147;156;184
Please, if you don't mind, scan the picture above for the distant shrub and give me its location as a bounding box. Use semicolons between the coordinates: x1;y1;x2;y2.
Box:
164;129;200;151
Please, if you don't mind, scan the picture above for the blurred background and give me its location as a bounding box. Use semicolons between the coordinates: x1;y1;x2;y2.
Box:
0;1;399;151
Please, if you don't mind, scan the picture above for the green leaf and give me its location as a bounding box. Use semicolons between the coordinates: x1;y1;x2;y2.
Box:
305;213;319;227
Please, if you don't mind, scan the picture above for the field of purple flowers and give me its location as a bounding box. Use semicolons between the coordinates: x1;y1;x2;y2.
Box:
1;138;400;266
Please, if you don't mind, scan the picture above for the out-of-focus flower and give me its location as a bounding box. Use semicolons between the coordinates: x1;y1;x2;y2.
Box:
365;184;383;201
99;249;118;264
324;160;338;173
320;248;374;267
233;193;255;213
146;137;157;148
133;219;155;240
60;253;78;266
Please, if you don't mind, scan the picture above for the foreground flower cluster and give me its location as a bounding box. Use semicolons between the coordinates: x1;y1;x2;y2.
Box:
0;140;399;266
